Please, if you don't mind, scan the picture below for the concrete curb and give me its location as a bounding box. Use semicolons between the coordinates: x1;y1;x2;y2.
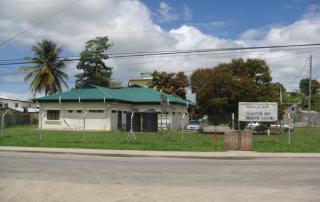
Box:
1;146;320;159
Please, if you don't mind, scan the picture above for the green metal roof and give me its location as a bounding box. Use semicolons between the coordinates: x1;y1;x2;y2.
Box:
34;85;193;106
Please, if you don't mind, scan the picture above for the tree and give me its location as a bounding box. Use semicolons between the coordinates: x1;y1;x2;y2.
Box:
150;71;189;99
299;78;320;95
22;39;68;96
274;82;286;95
191;58;278;126
75;36;112;88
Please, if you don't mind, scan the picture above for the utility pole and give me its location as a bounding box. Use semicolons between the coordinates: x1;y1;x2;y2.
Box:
308;55;312;132
279;84;283;134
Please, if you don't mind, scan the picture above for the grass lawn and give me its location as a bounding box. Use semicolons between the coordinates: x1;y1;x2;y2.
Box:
254;127;320;152
0;125;319;152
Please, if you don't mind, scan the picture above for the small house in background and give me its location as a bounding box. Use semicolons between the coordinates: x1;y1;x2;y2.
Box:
34;85;192;132
128;78;152;87
0;97;38;113
128;72;152;87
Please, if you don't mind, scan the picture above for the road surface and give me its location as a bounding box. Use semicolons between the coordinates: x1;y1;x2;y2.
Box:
0;152;319;202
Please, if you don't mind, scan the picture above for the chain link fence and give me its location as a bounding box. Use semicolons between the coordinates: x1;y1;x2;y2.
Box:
188;114;234;134
0;109;38;136
284;111;320;127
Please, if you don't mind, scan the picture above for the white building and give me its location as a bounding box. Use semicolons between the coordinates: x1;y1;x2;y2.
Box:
34;85;192;131
0;97;38;112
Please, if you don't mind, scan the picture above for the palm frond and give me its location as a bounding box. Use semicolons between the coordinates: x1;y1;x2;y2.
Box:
23;39;68;96
20;65;41;71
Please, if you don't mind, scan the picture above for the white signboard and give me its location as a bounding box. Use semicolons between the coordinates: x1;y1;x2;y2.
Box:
238;102;278;122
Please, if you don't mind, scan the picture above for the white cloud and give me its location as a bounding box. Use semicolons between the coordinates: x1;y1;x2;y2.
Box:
0;90;32;100
183;4;192;21
158;1;179;22
239;12;320;90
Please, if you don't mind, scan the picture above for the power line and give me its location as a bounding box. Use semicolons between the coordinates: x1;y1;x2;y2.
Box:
0;30;163;39
104;43;320;58
103;50;312;68
0;42;320;66
1;53;318;83
0;0;77;6
2;48;305;66
284;57;309;86
0;0;80;48
0;47;305;64
0;53;312;83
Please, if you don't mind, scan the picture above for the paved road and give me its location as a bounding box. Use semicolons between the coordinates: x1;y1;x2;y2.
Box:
0;152;320;202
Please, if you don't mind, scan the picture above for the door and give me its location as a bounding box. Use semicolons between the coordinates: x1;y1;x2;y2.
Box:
117;111;122;131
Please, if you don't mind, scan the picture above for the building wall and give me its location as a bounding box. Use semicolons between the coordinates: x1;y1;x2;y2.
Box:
38;101;189;131
39;102;112;131
0;98;37;109
128;79;152;87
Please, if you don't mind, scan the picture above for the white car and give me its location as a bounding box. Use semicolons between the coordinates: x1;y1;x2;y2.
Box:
270;124;294;131
185;120;203;132
245;122;260;130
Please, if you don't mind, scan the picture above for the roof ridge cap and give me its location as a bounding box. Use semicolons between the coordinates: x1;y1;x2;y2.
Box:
94;85;112;98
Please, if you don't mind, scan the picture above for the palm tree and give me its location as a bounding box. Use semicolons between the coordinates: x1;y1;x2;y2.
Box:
22;39;68;96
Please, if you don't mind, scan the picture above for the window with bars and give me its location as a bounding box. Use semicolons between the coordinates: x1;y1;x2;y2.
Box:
47;110;60;120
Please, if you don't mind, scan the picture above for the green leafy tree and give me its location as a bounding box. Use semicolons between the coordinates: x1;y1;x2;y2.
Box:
150;71;189;99
22;39;68;96
299;78;320;95
191;58;278;127
75;36;112;88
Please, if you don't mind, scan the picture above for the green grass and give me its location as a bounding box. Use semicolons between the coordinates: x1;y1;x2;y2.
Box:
0;125;223;152
0;125;320;152
286;92;303;104
254;127;320;152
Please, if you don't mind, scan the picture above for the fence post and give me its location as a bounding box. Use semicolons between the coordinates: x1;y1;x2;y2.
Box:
288;113;291;145
232;113;235;130
39;112;45;140
213;125;219;150
181;113;186;143
82;111;88;141
1;110;8;137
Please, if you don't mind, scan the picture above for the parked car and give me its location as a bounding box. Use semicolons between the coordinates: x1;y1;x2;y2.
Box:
246;122;294;133
270;124;294;132
245;122;260;130
185;120;203;132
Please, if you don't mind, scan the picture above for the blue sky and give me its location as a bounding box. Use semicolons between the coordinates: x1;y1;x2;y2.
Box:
0;0;320;100
143;0;314;37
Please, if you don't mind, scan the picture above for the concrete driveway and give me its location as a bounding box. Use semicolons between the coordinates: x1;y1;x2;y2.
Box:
0;152;319;202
